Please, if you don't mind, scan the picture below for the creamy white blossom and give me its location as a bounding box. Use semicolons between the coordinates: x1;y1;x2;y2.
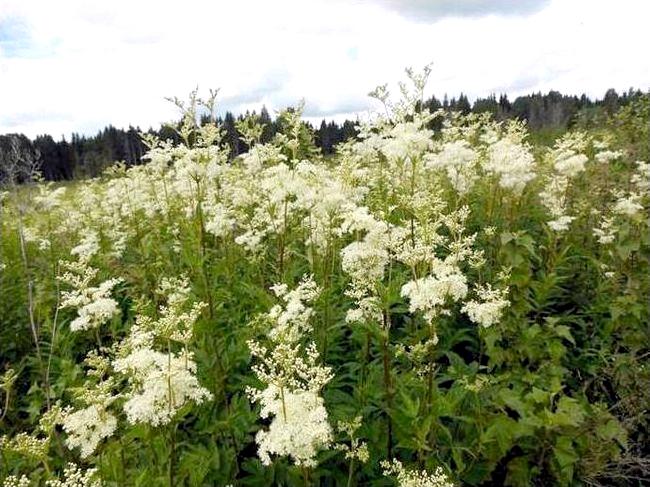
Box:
593;216;617;244
595;149;623;164
631;161;650;196
613;193;643;217
113;348;211;427
401;268;468;323
462;284;510;328
547;215;575;232
268;276;320;341
58;245;122;332
248;278;334;467
425;140;479;194
554;153;588;178
62;404;117;458
380;121;433;162
251;385;332;467
484;136;536;193
45;463;103;487
70;231;101;262
2;476;30;487
381;459;454;487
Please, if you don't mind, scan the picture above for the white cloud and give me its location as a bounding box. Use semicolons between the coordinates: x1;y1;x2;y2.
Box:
0;0;648;138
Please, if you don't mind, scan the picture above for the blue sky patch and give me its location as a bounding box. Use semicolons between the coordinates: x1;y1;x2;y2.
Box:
0;16;32;57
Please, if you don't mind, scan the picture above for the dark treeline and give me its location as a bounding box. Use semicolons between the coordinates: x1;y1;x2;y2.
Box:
0;88;646;182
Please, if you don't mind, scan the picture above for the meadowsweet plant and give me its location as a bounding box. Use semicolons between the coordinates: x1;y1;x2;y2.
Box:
247;277;334;470
60;354;118;458
58;233;122;333
538;132;592;232
0;70;648;486
336;415;369;486
112;276;212;427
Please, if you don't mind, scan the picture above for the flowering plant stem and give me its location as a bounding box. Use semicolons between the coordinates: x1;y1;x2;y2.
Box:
168;422;177;487
347;457;356;487
381;310;394;458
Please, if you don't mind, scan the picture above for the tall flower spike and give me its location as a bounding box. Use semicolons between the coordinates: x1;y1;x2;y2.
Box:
111;276;212;428
58;236;121;332
248;278;334;467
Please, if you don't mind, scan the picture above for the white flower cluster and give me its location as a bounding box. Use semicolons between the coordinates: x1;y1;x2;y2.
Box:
45;463;103;487
62;403;117;458
484;134;536;194
267;276;320;341
591;161;649;246
380;121;433;163
425;140;479;194
547;215;574;232
1;448;101;485
631;160;650;197
70;231;101;262
113;348;211;427
540;133;591;233
612;193;643;217
340;218;393;325
592;216;617;244
594;149;623;164
381;459;454;487
400;266;468;324
552;132;590;177
59;234;121;332
58;275;211;458
0;432;49;458
253;384;332;467
461;284;510;328
2;476;30;487
60;354;119;458
248;278;334;467
112;276;211;427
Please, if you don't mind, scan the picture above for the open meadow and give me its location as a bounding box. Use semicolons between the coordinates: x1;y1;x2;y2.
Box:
1;72;649;486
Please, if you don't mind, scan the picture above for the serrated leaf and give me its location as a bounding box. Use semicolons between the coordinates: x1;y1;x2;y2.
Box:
554;325;575;345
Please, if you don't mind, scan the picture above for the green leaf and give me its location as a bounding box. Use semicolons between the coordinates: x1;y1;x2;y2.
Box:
548;396;586;428
452;446;466;472
596;419;627;445
505;456;534;487
553;436;578;484
554;325;575;345
498;388;527;416
482;417;516;457
527;387;549;404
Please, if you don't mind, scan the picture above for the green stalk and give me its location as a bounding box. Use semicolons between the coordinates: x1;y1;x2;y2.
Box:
347;457;356;487
168;422;177;487
381;311;394;459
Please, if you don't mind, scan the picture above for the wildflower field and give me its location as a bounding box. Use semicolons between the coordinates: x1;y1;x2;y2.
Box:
1;70;649;486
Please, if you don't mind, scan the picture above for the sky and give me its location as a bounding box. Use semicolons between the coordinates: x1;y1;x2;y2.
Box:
0;0;649;139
